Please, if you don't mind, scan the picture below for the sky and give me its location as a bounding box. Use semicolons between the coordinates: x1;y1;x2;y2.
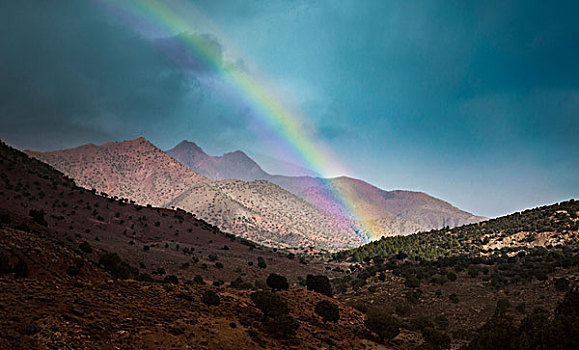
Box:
0;0;577;218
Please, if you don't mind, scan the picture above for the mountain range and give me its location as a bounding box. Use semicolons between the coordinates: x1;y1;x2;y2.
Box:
27;138;485;251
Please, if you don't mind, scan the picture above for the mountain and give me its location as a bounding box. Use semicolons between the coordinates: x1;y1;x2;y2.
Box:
26;138;363;251
168;140;486;239
167;140;270;181
167;179;360;250
26;137;209;207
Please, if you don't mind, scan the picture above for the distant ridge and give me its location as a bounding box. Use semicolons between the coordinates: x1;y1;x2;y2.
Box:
167;140;270;181
168;140;486;239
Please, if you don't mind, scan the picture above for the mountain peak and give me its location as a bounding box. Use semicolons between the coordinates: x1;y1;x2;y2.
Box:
171;140;207;156
222;150;250;159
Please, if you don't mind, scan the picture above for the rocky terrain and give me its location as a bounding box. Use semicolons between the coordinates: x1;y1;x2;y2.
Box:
26;138;362;251
167;140;486;240
2;138;579;349
26;138;209;207
167;140;270;182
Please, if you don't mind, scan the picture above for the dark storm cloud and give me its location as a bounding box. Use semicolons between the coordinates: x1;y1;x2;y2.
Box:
0;1;224;150
0;0;577;217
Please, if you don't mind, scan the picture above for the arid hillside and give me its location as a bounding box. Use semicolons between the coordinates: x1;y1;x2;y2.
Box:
26;138;209;207
168;179;362;250
167;140;486;240
2;139;328;284
26;139;362;251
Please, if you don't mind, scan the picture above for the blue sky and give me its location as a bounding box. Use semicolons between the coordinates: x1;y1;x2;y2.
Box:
0;0;577;217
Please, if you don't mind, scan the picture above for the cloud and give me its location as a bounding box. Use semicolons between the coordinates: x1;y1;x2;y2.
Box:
0;1;234;150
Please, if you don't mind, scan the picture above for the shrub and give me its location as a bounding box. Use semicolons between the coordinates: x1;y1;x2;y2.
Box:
405;275;421;288
79;241;92;254
406;290;422;303
269;314;299;338
447;272;457;281
315;300;340;323
230;277;253;290
14;258;29;278
554;277;569;292
422;327;451;349
496;298;511;316
0;252;11;274
449;294;459;304
365;310;401;342
164;275;179;284
267;273;289;291
29;209;47;226
306;275;333;297
66;265;80;277
98;252;137;279
257;257;267;269
201;290;220;306
251;291;289;319
193;275;204;285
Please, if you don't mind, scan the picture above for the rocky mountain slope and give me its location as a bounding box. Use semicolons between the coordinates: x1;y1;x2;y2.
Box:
25;138;362;251
168;179;360;250
168;140;486;239
26;138;209;207
167;140;270;181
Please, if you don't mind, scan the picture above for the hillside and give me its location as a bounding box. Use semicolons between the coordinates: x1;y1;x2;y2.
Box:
26;138;209;207
168;179;362;250
168;140;485;239
24;138;362;251
329;200;579;349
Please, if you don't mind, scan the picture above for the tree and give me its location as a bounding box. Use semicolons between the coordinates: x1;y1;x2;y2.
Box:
201;290;220;306
267;273;289;291
365;310;401;342
306;275;333;297
193;275;204;285
257;257;267;269
250;291;289;319
315;300;340;323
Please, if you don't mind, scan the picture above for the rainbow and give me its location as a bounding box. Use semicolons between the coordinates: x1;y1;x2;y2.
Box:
97;0;377;243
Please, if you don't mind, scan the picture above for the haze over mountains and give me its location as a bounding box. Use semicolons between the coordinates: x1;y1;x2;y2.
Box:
27;138;485;251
